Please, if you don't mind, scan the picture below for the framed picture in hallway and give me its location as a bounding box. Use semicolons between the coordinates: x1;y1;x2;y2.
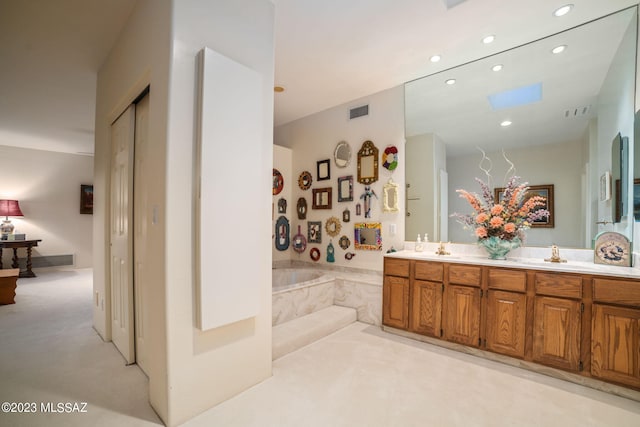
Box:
80;184;93;215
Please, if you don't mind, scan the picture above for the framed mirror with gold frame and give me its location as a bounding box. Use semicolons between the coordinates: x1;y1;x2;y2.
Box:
357;140;379;184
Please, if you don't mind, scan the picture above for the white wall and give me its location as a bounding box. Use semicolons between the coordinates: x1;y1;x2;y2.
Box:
167;1;274;425
0;145;93;268
447;139;585;248
275;86;405;272
273;144;293;262
96;1;275;425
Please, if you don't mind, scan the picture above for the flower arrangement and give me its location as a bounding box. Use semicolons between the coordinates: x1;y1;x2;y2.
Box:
452;175;550;243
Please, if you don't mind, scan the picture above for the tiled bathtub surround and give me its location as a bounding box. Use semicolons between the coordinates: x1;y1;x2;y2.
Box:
272;262;382;326
272;277;334;326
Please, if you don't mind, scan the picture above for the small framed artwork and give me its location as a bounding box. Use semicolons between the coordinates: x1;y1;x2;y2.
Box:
600;171;611;202
494;184;554;228
337;175;353;202
277;198;287;214
312;187;332;209
80;184;94;215
308;221;322;243
317;159;331;181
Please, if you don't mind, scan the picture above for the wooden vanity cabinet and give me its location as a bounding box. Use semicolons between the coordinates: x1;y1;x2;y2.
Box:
443;264;482;347
382;256;640;392
591;278;640;389
532;272;583;371
485;269;527;358
409;261;443;337
383;258;410;329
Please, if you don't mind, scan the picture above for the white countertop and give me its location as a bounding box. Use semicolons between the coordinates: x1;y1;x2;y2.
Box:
385;244;640;279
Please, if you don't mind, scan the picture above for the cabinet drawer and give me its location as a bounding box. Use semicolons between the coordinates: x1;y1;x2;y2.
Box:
593;278;640;307
415;261;443;282
385;258;410;277
488;269;526;292
449;264;481;287
534;272;582;299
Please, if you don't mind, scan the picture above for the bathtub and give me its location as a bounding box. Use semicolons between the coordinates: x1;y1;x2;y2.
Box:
271;266;384;327
272;268;332;293
272;268;335;325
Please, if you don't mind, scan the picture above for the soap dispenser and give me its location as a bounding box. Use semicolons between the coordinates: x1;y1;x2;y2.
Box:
423;233;429;243
415;235;423;252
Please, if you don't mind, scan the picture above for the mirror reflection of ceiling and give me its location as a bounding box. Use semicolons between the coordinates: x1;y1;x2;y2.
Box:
405;7;636;157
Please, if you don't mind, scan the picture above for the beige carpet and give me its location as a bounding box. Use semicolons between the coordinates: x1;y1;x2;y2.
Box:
2;269;640;427
0;268;161;427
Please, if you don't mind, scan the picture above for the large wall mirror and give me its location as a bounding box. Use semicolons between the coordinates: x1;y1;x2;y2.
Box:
404;7;637;248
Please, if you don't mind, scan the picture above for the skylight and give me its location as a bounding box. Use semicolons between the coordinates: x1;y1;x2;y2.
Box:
487;82;542;110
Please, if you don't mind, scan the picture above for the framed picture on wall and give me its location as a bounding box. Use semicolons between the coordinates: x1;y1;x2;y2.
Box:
80;184;94;215
494;184;554;228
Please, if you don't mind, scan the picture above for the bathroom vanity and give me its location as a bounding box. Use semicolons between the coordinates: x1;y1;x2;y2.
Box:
382;251;640;394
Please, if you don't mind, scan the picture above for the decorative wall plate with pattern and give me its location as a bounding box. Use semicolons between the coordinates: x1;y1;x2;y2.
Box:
298;171;312;190
273;169;283;195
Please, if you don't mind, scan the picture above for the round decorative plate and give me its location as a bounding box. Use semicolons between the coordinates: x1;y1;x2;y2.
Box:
382;145;398;171
594;231;631;266
298;171;312;190
339;235;350;250
310;247;321;262
273;169;284;195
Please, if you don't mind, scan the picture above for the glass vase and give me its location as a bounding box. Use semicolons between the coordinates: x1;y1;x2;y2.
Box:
478;236;521;260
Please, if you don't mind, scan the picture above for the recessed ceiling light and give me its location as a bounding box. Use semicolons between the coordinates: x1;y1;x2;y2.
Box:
500;120;512;127
482;35;495;44
552;45;567;54
274;86;285;93
492;64;503;72
430;55;441;63
553;4;573;17
445;79;456;85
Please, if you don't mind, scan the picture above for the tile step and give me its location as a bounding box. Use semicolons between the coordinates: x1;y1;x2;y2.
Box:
272;305;357;360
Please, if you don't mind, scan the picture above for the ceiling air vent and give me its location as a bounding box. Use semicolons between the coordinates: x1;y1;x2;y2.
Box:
564;105;591;118
349;104;369;120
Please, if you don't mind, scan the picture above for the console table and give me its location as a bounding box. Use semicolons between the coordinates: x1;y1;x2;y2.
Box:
0;239;42;278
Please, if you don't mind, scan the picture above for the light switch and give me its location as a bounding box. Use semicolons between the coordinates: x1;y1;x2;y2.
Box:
389;223;396;236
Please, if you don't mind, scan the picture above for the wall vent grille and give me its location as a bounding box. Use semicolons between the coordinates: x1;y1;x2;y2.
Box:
349;105;369;120
564;105;591;118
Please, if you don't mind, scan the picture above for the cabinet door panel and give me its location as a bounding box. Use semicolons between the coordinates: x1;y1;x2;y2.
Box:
444;284;480;347
486;290;526;358
533;296;581;371
410;280;442;337
383;276;409;329
592;304;640;388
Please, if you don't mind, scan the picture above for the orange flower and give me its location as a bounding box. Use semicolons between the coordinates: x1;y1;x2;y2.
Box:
475;227;488;238
504;223;516;233
457;190;483;213
489;216;504;228
490;204;504;215
476;213;489;223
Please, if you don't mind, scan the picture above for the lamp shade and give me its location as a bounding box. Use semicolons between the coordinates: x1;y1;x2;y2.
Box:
0;200;24;217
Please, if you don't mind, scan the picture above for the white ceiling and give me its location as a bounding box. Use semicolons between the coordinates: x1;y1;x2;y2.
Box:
0;0;637;155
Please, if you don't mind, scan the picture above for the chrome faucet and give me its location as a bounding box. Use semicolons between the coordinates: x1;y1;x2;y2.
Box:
435;241;450;256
